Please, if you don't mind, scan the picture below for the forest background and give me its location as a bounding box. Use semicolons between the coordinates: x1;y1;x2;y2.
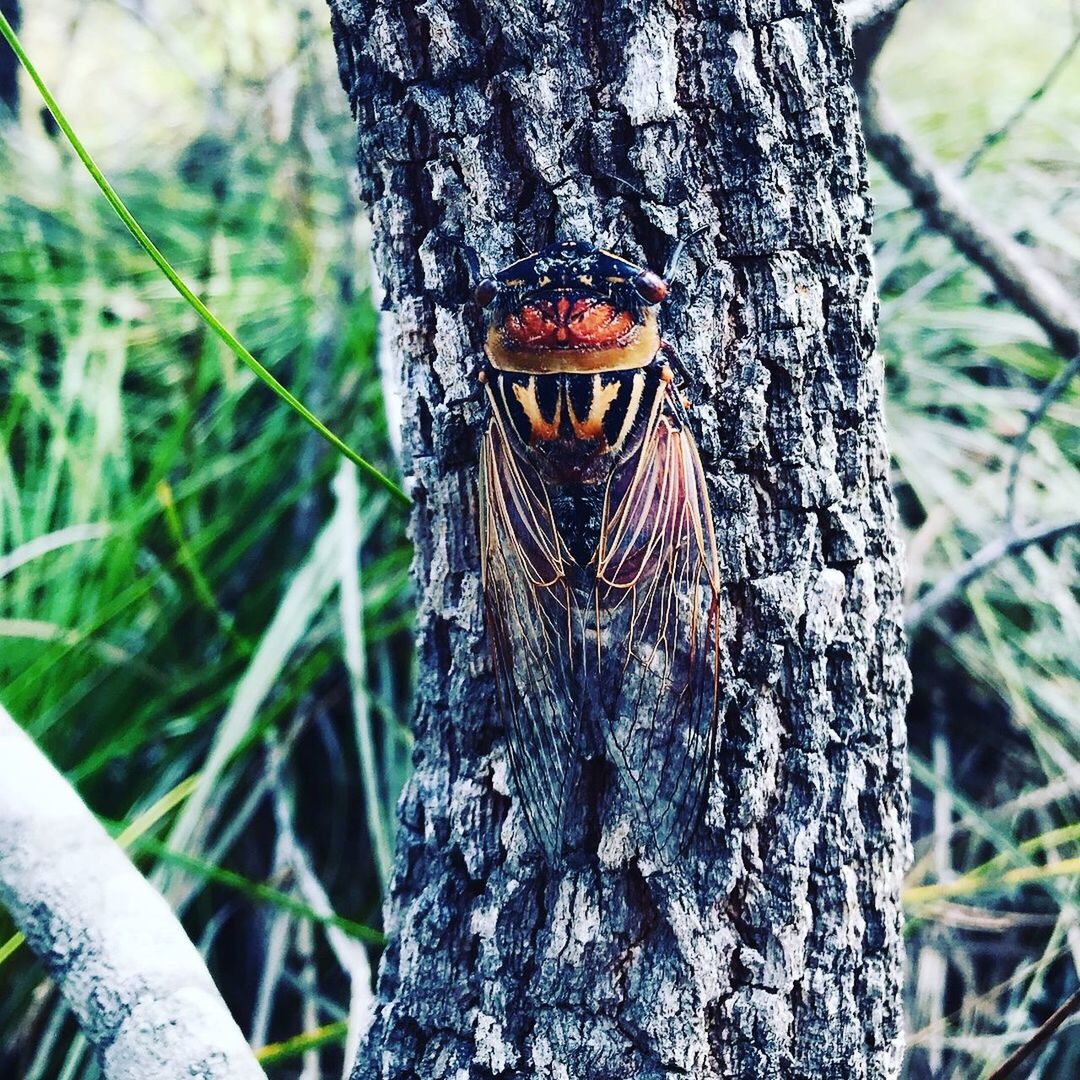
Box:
0;0;1078;1076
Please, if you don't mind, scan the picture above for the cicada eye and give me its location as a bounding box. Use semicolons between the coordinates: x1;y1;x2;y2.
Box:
474;277;500;307
632;270;669;305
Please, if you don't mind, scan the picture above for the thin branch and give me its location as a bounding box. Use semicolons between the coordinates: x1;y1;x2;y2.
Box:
296;919;322;1080
985;987;1080;1079
1005;351;1080;527
249;801;294;1051
961;29;1080;177
860;84;1080;360
0;706;266;1080
905;517;1080;631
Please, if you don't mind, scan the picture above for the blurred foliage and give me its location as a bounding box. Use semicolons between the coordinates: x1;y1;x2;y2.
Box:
0;1;411;1076
879;0;1080;1075
0;0;1078;1077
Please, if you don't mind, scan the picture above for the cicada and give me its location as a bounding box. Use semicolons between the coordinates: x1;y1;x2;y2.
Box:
474;241;721;863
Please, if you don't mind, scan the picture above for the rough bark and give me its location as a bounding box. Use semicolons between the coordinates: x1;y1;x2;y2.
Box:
328;1;910;1076
0;706;265;1080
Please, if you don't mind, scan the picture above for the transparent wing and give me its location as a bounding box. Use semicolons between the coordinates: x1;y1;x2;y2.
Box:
480;405;583;859
594;391;722;862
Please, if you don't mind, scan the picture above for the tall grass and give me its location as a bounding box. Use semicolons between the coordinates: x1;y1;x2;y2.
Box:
0;2;411;1075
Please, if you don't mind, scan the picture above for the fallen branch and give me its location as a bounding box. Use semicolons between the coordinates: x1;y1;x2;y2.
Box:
905;517;1080;631
859;83;1080;359
0;705;265;1080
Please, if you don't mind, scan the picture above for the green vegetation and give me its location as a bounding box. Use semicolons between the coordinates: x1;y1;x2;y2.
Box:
881;1;1080;1073
0;0;1077;1075
0;3;411;1075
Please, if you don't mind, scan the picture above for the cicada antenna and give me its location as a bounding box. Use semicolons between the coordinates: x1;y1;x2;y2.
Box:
462;244;482;284
510;224;533;256
595;176;710;284
663;225;710;284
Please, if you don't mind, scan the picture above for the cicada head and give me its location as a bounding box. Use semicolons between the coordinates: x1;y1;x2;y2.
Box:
478;241;669;375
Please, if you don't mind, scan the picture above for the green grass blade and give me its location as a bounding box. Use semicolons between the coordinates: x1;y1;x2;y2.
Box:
0;11;409;509
0;930;23;968
256;1020;349;1065
906;855;1080;905
120;832;384;944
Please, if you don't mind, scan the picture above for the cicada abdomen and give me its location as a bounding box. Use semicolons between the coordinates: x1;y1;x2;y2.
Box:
475;241;721;863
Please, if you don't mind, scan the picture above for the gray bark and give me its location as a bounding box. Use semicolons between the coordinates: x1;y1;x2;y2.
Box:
328;1;910;1076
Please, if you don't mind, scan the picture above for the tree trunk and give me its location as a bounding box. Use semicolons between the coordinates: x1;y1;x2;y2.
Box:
328;1;911;1076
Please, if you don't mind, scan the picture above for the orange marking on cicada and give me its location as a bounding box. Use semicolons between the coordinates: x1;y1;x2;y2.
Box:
504;306;557;346
568;302;634;347
568;378;621;442
512;379;563;442
503;298;637;351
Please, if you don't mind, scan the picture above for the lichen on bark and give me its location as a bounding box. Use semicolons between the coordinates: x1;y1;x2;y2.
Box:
327;0;911;1076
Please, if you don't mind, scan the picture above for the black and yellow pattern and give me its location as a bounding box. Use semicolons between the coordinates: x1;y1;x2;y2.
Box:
483;364;666;485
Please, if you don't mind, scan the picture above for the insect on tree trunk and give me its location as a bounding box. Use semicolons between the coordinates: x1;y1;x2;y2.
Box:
328;1;911;1076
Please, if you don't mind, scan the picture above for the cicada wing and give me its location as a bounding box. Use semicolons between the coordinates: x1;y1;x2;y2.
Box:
595;392;722;863
480;406;583;860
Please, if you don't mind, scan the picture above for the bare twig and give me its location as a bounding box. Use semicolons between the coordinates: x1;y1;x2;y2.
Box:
249;895;293;1050
1005;351;1080;527
249;773;295;1051
296;918;321;1080
0;706;265;1080
860;84;1080;360
961;29;1080;177
985;987;1080;1079
906;517;1080;630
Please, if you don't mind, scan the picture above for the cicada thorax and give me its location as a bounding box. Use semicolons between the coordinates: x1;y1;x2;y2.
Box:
483;362;670;567
483;364;667;484
481;241;672;500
